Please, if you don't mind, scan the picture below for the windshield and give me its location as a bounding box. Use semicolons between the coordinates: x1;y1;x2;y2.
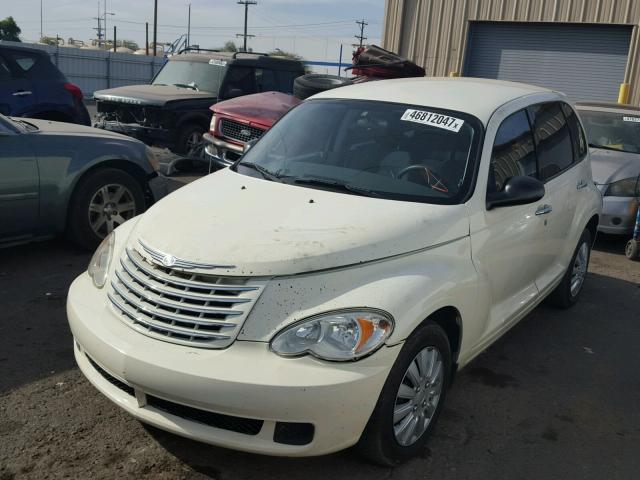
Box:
237;99;482;204
152;60;226;93
579;109;640;154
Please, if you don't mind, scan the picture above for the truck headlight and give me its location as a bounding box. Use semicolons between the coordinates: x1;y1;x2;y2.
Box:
209;114;217;133
270;309;394;361
87;232;115;288
605;177;639;197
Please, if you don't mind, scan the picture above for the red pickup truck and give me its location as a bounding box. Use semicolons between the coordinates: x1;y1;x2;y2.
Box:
203;45;425;169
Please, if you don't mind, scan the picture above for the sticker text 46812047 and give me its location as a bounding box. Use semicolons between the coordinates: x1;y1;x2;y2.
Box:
401;109;465;133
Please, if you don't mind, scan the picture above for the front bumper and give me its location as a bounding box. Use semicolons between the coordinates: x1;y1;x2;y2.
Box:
95;120;175;149
67;273;400;456
203;132;242;169
598;196;637;235
147;173;168;203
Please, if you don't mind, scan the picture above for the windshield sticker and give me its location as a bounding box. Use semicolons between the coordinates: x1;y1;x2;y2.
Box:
209;59;227;66
401;109;464;132
623;116;640;123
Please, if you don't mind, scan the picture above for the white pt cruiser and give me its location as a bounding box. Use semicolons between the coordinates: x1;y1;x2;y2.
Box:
68;78;602;465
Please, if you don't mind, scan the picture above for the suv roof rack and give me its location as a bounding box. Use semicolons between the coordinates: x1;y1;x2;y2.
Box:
177;47;222;55
232;51;271;58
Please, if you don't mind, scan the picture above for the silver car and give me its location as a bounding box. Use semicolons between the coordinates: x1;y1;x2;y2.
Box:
576;102;640;235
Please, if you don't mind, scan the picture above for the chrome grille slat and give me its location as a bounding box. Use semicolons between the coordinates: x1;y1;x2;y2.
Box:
119;257;251;304
108;292;232;339
126;248;258;292
113;271;244;316
108;245;266;349
219;118;265;143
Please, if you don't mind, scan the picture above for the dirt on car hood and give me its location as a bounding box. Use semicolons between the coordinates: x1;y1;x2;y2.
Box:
128;168;470;277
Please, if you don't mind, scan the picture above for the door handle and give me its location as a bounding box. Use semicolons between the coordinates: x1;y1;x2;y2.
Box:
576;179;588;190
535;204;553;216
12;90;32;97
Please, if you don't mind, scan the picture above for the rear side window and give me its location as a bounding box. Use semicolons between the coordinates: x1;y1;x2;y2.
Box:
528;102;574;181
488;109;537;192
11;52;37;72
561;103;587;161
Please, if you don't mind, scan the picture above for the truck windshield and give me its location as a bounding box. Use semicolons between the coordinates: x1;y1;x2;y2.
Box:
237;99;482;204
579;109;640;154
152;60;226;94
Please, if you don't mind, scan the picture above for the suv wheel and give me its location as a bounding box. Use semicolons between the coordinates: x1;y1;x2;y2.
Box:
177;124;206;160
357;322;451;466
548;228;592;308
68;168;145;250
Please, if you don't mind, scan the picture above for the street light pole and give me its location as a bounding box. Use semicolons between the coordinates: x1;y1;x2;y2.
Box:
187;3;191;47
40;0;43;40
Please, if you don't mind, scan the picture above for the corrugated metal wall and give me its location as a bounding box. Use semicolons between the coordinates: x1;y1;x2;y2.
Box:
1;40;165;97
382;0;640;104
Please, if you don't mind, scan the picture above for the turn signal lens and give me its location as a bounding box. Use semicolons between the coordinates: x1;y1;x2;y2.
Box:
270;309;394;361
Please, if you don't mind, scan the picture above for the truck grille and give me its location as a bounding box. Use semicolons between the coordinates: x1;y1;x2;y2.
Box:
219;118;265;143
108;246;265;349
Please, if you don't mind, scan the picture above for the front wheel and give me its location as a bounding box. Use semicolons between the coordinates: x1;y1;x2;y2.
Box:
176;124;206;160
548;228;592;308
357;322;451;466
67;168;145;250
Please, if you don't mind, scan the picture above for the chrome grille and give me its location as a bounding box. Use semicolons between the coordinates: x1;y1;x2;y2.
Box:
219;119;265;143
108;247;265;348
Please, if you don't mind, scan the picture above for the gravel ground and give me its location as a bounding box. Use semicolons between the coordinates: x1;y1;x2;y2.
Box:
1;192;639;480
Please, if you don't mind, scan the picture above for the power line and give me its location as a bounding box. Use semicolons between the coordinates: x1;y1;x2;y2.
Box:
236;0;257;52
355;18;367;47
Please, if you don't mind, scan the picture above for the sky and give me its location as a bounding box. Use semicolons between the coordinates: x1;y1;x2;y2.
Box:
4;0;385;63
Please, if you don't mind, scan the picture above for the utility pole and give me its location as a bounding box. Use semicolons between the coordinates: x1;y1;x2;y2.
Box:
94;1;104;48
40;0;43;40
145;22;149;55
187;3;191;47
355;19;368;48
153;0;158;56
236;0;257;52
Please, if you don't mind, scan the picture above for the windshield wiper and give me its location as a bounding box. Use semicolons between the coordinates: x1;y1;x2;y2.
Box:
588;143;631;153
172;83;198;91
293;176;380;198
238;162;282;182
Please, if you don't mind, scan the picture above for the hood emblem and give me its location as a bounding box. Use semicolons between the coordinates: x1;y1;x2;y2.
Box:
138;239;235;270
240;128;252;137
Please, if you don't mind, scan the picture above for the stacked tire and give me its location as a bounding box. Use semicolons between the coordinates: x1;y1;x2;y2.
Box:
293;74;353;100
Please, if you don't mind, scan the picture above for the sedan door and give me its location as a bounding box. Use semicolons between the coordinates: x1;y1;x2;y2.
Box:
0;118;39;242
470;109;550;340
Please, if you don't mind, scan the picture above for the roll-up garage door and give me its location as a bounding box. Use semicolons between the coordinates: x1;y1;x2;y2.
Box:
464;22;632;101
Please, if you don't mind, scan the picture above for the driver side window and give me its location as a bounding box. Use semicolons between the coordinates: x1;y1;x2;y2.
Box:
488;109;537;193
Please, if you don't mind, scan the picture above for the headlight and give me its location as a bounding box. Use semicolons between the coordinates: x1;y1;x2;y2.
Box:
209;114;217;133
605;177;639;197
87;232;115;288
270;309;394;361
145;146;159;171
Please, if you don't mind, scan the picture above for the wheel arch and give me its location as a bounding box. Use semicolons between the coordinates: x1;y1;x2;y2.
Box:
176;112;210;131
585;213;599;244
410;306;463;367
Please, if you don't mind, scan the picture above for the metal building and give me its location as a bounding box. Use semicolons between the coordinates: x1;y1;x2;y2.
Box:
382;0;640;104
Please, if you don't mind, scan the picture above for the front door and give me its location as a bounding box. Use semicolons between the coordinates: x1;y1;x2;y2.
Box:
0;121;39;242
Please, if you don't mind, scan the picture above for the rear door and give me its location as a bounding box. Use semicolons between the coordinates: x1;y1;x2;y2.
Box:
526;102;578;293
0;50;38;116
0;118;39;242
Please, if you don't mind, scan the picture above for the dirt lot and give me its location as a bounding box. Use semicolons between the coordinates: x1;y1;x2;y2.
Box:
1;192;639;480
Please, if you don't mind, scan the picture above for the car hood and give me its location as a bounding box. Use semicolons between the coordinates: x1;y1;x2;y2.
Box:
590;148;640;184
128;168;470;276
93;84;216;107
20;117;134;140
212;91;300;128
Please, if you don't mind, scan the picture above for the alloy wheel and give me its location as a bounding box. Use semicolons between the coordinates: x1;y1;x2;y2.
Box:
186;131;205;159
393;346;444;447
88;183;137;238
570;241;589;296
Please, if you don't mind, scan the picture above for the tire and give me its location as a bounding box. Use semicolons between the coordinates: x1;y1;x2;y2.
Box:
67;168;145;250
357;322;452;466
626;239;640;260
547;228;592;309
293;74;353;100
176;124;206;160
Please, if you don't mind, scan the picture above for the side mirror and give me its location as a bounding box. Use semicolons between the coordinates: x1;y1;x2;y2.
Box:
243;138;258;153
486;175;545;210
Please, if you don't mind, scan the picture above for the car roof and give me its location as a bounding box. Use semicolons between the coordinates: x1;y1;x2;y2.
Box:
311;77;557;124
575;101;640;114
169;51;304;71
0;42;48;56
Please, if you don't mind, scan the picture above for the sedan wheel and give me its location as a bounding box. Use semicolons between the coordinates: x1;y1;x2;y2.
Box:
570;241;589;297
88;183;137;238
394;347;444;446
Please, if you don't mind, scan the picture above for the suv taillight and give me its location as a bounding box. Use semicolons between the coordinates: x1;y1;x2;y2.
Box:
64;83;83;101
